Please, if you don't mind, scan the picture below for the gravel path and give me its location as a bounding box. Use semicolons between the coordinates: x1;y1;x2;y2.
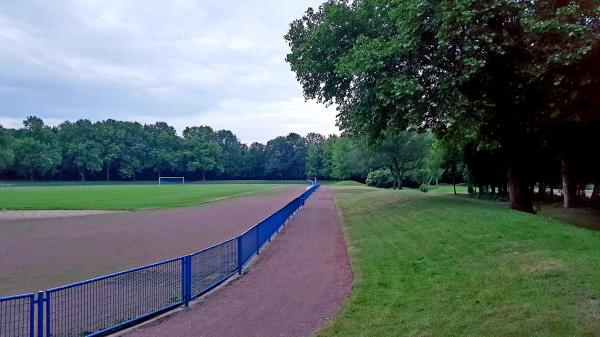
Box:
121;185;353;337
0;210;123;221
0;185;305;295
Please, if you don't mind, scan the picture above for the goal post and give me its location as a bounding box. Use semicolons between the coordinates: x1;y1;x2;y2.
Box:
158;176;185;185
306;177;317;186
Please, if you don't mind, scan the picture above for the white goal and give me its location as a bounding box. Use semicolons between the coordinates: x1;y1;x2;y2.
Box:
158;176;185;185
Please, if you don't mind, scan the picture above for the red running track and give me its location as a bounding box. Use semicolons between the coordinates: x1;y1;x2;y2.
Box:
120;185;353;337
0;185;306;295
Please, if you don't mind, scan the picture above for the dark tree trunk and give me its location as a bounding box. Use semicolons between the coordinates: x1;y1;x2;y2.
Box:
537;182;546;201
507;163;534;213
202;172;206;181
560;148;576;208
591;184;600;208
452;173;456;195
30;172;34;181
79;170;85;181
106;166;110;181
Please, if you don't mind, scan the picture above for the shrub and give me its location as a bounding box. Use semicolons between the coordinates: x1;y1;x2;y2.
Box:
420;184;429;192
366;169;394;188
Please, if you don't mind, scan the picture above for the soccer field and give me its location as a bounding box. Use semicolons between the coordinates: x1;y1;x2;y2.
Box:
0;183;283;210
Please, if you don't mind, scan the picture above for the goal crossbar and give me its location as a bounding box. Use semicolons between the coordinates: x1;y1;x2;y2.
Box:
158;176;185;185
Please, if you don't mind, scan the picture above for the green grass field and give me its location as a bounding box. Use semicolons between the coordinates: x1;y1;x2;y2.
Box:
318;185;600;337
0;184;282;210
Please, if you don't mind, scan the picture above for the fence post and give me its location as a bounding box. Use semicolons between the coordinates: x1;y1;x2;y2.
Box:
182;256;191;307
237;236;243;274
36;292;43;337
256;226;260;255
45;292;50;337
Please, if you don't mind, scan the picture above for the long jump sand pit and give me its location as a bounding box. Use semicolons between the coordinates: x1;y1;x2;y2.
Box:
0;185;305;296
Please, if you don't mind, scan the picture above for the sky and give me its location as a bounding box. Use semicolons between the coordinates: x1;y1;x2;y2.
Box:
0;0;338;144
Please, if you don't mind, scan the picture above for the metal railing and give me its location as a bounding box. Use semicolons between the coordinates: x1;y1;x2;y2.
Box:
0;184;319;337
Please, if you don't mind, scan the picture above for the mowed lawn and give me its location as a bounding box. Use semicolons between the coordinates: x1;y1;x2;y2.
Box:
319;186;600;337
0;184;278;210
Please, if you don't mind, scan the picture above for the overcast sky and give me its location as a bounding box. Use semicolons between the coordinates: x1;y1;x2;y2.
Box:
0;0;338;144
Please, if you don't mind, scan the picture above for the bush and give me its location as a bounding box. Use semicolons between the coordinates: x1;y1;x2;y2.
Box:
420;184;429;192
366;169;394;188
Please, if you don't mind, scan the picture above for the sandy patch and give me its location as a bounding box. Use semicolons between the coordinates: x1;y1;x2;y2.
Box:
0;210;124;221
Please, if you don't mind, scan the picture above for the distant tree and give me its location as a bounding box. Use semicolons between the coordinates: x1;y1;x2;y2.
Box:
215;129;245;179
117;122;146;180
265;133;307;179
374;131;432;189
58;120;103;181
13;137;60;180
183;127;222;180
95;120;125;181
305;132;326;179
0;125;14;172
144;122;182;177
13;117;60;180
331;136;371;180
243;142;267;179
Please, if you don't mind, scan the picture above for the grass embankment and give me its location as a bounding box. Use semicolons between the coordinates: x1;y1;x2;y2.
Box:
318;185;600;337
0;184;281;210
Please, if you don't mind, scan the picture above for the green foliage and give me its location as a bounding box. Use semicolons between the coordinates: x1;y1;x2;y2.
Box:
365;169;393;188
286;0;600;212
0;125;14;172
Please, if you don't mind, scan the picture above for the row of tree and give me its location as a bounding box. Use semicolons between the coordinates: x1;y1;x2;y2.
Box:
0;116;312;181
285;0;600;211
0;116;441;186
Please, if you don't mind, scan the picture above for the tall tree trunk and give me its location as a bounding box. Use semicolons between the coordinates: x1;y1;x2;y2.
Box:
106;165;110;181
537;182;546;201
202;172;206;181
591;184;600;208
452;172;456;195
507;163;534;213
79;170;85;182
560;147;576;208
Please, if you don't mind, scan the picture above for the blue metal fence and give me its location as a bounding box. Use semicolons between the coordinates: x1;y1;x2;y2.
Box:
0;183;319;337
0;293;34;337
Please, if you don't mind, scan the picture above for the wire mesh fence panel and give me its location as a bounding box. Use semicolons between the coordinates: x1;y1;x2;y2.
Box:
46;258;183;337
238;226;258;268
0;294;34;337
190;239;238;298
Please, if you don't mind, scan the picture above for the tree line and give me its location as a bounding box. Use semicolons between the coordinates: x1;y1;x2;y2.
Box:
0;116;443;186
285;0;600;211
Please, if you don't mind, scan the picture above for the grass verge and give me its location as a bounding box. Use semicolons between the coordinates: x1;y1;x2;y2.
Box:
0;184;282;210
317;185;600;337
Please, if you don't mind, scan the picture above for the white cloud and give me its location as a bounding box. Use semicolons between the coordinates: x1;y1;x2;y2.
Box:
0;0;337;142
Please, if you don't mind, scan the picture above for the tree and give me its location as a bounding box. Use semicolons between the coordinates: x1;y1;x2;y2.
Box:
95;120;124;181
58;120;103;181
13;137;60;180
215;129;245;179
305;132;327;178
144;122;182;177
286;0;600;212
183;127;222;180
265;133;307;179
117;122;146;180
0;125;14;172
12;117;60;180
373;131;432;189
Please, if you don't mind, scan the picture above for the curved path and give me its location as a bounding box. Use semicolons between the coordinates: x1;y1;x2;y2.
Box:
0;185;305;295
121;185;353;337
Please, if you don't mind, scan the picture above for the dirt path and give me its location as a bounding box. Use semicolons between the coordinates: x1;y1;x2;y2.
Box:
121;185;353;337
0;185;305;295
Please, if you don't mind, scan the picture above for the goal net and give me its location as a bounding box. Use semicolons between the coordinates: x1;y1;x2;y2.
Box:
158;177;185;185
